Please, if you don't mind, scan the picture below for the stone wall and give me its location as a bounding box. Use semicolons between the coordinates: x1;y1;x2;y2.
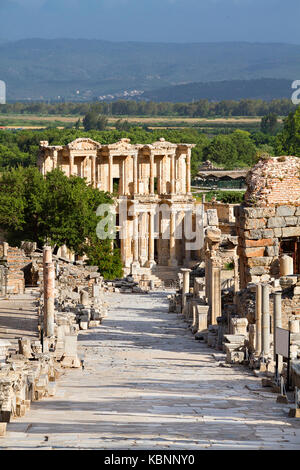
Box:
5;246;28;294
244;156;300;207
235;205;300;288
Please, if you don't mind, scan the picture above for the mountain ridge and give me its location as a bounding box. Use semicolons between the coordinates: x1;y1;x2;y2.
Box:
0;39;300;101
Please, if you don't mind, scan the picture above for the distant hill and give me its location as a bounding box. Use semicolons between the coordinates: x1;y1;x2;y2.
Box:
1;39;300;101
142;78;294;102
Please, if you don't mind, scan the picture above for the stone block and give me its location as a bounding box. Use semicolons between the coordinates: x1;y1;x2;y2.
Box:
0;423;7;437
248;266;267;276
0;339;11;363
243;207;276;218
47;382;56;397
16;403;26;417
276;206;296;217
231;318;248;335
79;321;88;330
288;408;300;418
206;209;219;226
248;257;273;267
243;218;266;230
244;238;275;248
226;349;245;364
273;227;282;237
18;338;32;359
244;247;265;258
247;229;274;239
64;335;78;356
60;355;81;368
265;245;279;257
267;217;286;228
285;216;298;226
282;226;300;238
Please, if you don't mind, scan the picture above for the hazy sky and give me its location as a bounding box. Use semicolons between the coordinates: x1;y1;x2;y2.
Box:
0;0;299;44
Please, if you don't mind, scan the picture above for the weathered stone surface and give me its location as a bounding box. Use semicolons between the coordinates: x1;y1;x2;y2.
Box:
243;218;266;230
247;229;274;239
206;209;219;226
265;245;279;257
247;266;268;276
267;217;286;228
244;247;265;258
247;257;273;267
273;227;282;237
276;205;296;217
244;238;275;248
285;216;298;226
243;207;276;218
282;226;300;238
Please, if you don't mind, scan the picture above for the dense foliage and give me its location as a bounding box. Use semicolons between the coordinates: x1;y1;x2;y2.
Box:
0;98;295;118
195;190;245;204
0;167;123;279
276;106;300;156
0;126;277;177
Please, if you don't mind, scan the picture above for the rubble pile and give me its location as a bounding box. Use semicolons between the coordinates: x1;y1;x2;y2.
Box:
0;338;60;437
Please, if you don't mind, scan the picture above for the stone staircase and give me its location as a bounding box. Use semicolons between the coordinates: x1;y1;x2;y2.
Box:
130;265;180;287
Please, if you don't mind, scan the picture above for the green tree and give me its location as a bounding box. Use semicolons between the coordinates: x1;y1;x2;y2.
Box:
203;135;238;169
230;130;257;167
261;113;279;135
85;240;123;280
276;106;300;156
83;111;108;131
0;167;122;279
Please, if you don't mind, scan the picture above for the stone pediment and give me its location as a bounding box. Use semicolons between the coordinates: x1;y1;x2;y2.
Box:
103;138;136;153
151;138;178;149
66;138;101;151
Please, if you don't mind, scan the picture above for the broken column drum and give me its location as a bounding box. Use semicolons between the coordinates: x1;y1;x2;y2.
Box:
255;284;262;355
261;283;270;358
181;268;191;311
43;247;55;337
273;290;283;371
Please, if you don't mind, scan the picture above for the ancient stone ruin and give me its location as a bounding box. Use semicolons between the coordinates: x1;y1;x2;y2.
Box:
170;155;300;414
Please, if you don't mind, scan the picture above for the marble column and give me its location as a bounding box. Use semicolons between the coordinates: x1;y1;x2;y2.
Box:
109;154;113;193
273;290;283;371
261;283;270;358
133;153;138;194
211;260;221;325
280;255;294;276
123;157;127;195
181;268;191;311
91;155;97;187
149;153;155;195
132;209;140;268
170;153;176;194
69;154;74;177
53;150;58;170
233;256;239;295
168;210;178;267
255;284;262;355
147;210;156;267
186;150;191;194
43;247;55;338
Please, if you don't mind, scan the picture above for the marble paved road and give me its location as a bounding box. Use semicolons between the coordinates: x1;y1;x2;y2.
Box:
1;291;300;450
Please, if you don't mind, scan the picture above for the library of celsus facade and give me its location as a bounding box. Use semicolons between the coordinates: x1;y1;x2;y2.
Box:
38;137;198;282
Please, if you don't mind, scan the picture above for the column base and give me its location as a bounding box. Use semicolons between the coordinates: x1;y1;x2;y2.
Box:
131;261;140;274
146;259;156;268
168;258;178;267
